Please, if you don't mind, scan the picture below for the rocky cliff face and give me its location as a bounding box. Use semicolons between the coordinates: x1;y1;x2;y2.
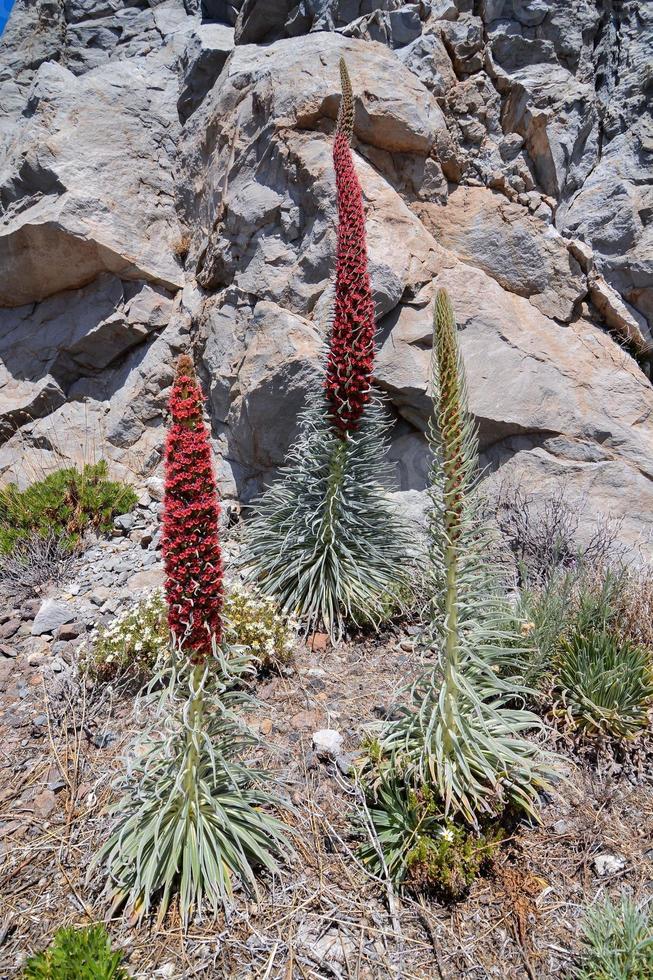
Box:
0;0;652;553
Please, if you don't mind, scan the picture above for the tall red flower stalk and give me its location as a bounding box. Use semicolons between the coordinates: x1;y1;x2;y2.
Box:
324;58;376;436
162;354;223;662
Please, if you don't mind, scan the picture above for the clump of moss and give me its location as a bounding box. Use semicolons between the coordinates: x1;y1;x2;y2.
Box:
22;923;130;979
405;819;506;900
0;461;137;555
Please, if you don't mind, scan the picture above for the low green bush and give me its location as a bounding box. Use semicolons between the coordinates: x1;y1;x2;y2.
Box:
553;629;653;741
575;894;653;979
0;461;137;555
358;774;506;900
22;924;130;979
405;821;505;900
82;585;295;683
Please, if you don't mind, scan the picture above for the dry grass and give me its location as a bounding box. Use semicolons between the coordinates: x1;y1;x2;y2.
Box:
0;533;80;602
1;631;652;978
613;566;653;650
172;233;191;263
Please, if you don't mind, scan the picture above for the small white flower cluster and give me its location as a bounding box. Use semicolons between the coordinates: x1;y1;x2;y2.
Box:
83;588;169;681
223;583;296;669
83;585;296;682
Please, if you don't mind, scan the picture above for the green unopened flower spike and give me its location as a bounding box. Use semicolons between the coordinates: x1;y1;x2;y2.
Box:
364;286;555;837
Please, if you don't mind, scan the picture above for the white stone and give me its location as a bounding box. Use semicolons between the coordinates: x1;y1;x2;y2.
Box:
594;854;627;876
312;729;344;757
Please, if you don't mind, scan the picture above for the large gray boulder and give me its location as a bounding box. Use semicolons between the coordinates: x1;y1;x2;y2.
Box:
0;275;173;441
177;23;234;122
420;185;586;322
0;0;651;561
0;60;183;307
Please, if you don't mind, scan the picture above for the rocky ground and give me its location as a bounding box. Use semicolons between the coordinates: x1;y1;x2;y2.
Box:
0;521;652;979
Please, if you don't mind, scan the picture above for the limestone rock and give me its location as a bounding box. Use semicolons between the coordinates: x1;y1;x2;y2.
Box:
312;729;344;757
558;124;653;331
0;275;174;452
0;59;183;307
593;853;627;876
202;0;243;25
0;0;651;560
588;271;653;355
177;23;234;122
376;262;653;553
233;0;426;43
418;185;586;322
397;32;456;98
498;62;598;201
199;297;322;495
31;599;76;636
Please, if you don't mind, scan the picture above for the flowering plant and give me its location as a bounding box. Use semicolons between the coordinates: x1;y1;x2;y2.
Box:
224;584;296;669
162;354;223;661
83;585;296;683
82;590;168;683
242;59;412;639
324;60;376;434
96;356;293;928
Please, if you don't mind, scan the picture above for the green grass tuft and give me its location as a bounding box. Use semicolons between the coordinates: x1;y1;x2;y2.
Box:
553;629;653;740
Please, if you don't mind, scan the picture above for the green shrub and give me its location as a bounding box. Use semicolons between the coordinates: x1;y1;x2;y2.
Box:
83;586;295;683
358;774;505;899
517;568;623;688
0;461;137;555
405;821;505;900
575;894;653;979
553;629;653;740
22;924;130;979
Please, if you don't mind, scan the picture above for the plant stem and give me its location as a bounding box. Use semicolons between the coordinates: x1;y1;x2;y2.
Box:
183;664;204;809
320;437;347;547
441;535;458;752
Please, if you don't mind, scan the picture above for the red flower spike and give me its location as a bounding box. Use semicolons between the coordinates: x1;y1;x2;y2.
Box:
324;58;377;436
161;354;223;662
